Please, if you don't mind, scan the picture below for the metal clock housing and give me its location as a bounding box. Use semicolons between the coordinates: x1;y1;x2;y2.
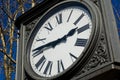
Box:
24;0;101;80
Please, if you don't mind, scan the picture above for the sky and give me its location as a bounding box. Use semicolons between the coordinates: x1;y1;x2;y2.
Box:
112;0;120;37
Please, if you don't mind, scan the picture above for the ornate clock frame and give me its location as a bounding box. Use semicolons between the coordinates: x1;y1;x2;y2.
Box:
15;0;120;80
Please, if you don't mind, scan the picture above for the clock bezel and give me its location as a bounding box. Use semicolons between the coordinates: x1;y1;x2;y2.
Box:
24;0;102;80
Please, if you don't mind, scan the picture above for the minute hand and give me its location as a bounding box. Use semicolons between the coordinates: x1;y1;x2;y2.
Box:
32;27;78;57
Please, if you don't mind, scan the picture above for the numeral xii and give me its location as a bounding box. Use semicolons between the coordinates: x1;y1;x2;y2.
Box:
56;13;62;24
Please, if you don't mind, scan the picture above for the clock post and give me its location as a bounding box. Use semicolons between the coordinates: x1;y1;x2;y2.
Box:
15;0;120;80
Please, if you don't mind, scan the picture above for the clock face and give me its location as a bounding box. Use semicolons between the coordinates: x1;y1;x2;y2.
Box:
26;1;94;79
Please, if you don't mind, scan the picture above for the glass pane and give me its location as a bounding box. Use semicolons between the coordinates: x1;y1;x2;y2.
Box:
111;0;120;37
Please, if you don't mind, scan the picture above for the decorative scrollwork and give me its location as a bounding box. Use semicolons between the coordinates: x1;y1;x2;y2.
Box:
25;18;39;41
74;33;111;79
84;34;109;70
90;0;100;7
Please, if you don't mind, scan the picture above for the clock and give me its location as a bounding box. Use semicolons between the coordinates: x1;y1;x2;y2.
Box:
24;0;100;80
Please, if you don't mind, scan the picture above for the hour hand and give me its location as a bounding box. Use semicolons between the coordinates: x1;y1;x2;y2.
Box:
66;27;78;37
32;27;78;57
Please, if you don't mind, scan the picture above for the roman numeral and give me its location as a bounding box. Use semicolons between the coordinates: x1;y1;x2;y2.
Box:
32;50;43;58
77;24;89;34
74;13;84;25
69;53;78;62
67;10;73;22
57;60;65;73
44;22;53;31
75;38;88;47
35;56;46;70
56;13;62;24
43;61;53;75
36;38;46;42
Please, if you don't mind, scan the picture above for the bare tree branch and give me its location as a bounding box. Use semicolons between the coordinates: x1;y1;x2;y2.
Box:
0;25;9;80
0;49;16;64
0;0;37;79
0;7;14;21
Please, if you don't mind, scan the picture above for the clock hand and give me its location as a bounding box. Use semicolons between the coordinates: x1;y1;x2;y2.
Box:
66;27;78;37
32;27;78;57
59;27;78;43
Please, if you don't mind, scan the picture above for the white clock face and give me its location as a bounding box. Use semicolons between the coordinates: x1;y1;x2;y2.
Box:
29;6;92;77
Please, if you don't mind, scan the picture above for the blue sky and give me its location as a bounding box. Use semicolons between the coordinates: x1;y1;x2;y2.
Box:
112;0;120;37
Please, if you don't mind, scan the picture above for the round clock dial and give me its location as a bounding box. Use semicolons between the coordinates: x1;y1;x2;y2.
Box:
25;1;100;79
30;7;92;77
